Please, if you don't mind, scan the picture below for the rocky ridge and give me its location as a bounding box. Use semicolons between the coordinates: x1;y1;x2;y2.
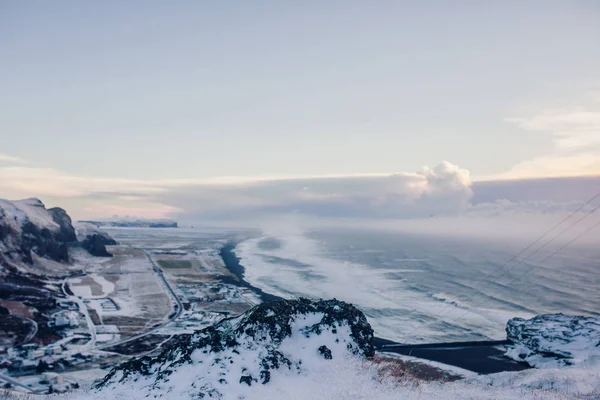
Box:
95;298;374;398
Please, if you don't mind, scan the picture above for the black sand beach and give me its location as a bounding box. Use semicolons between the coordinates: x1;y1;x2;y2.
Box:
219;242;530;375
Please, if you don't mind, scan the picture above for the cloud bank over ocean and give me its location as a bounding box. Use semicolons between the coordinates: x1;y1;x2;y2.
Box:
1;151;598;226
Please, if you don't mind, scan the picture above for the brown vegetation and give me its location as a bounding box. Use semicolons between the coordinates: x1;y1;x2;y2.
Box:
371;355;462;383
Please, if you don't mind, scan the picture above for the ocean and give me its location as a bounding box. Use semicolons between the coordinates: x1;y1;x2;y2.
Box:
234;226;600;344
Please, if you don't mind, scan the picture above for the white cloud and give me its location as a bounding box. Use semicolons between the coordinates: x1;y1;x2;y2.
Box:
0;153;28;164
0;161;474;220
502;109;600;179
158;161;474;220
1;159;596;221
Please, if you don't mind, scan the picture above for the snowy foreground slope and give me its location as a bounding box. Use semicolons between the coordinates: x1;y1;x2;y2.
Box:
11;299;592;400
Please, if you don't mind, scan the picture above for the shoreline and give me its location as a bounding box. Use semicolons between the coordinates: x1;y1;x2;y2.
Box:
219;242;285;303
218;241;530;375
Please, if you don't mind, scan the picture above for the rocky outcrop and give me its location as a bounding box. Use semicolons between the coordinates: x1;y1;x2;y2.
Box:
20;220;70;263
48;207;77;243
505;313;600;368
75;222;117;257
96;298;374;398
81;234;115;257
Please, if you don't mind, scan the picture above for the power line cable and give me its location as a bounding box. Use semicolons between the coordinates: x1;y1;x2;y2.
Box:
449;201;600;331
386;191;600;344
501;217;600;291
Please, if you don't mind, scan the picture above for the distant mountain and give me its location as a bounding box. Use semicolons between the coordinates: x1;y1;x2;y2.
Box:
79;219;178;228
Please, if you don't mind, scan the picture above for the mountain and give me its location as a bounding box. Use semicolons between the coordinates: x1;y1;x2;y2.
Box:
95;298;374;398
80;219;178;228
0;198;76;266
0;198;116;269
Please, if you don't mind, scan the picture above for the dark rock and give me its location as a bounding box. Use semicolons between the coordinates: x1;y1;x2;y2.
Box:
260;370;270;384
318;345;333;360
21;221;69;263
48;208;77;243
81;234;114;257
239;375;253;386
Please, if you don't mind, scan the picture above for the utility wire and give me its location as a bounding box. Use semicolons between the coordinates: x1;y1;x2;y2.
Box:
394;190;600;342
449;199;600;327
502;217;600;291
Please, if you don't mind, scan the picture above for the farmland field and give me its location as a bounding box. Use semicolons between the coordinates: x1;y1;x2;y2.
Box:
157;260;192;269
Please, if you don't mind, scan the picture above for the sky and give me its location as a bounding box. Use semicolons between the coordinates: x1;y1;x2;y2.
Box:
1;1;600;221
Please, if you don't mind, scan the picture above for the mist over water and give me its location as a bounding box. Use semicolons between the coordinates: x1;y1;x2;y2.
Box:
235;225;600;343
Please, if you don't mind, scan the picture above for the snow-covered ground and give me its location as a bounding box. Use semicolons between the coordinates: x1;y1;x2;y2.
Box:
42;300;600;400
17;358;598;400
505;313;600;368
472;364;600;397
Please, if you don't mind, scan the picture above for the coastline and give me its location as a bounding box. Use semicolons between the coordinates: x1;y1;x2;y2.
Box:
218;241;530;375
219;242;285;303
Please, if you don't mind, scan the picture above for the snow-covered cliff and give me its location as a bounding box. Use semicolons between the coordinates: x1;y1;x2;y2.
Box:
0;198;75;265
0;198;116;269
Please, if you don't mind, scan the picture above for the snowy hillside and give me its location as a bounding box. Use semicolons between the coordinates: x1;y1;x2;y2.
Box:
1;299;598;399
0;198;61;233
95;298;374;398
74;300;597;399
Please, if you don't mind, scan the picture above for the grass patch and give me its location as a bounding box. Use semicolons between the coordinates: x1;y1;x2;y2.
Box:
157;260;192;269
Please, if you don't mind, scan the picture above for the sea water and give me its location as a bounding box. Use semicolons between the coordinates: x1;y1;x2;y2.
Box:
235;226;600;343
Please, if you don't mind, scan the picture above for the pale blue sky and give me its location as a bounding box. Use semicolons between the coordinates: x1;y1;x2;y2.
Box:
1;1;600;218
2;1;599;180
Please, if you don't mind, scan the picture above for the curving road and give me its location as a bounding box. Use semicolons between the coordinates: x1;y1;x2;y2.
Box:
142;249;183;321
0;372;40;394
61;279;97;352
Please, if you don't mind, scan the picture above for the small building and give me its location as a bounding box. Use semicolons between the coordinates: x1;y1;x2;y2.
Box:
27;348;45;360
43;373;65;385
46;346;62;356
53;311;79;328
7;348;20;359
0;358;12;368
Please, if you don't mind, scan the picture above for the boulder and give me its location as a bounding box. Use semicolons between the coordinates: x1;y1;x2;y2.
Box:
505;313;600;368
81;234;114;257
